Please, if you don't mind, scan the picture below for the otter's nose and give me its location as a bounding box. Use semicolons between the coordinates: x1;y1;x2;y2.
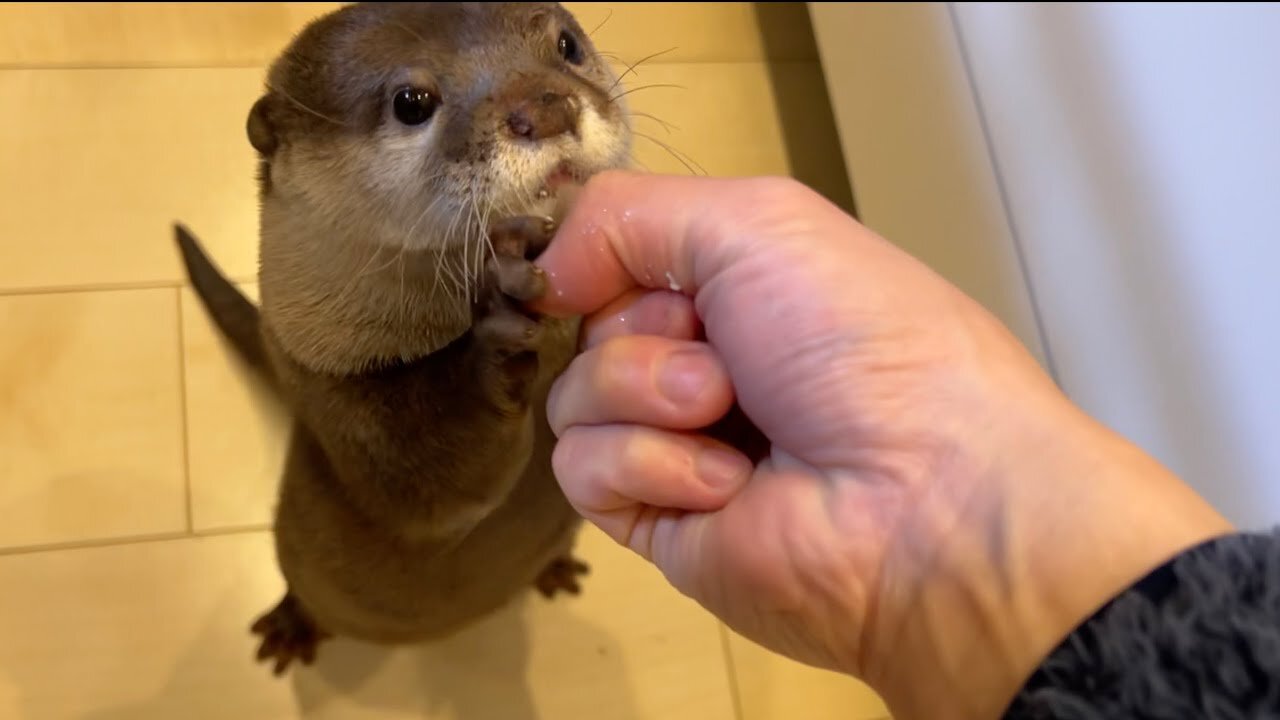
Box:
505;92;579;141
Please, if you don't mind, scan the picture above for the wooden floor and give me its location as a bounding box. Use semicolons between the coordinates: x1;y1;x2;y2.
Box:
0;3;883;719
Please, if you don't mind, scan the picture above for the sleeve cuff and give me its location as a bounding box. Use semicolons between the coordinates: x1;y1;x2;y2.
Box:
1003;527;1280;719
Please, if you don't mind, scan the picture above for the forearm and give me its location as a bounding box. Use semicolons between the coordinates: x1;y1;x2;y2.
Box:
869;390;1234;720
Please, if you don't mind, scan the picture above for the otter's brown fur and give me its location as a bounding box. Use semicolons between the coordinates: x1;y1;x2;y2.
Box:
175;1;632;674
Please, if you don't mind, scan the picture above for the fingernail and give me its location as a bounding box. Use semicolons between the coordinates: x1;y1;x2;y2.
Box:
629;294;679;337
658;349;715;403
697;447;752;489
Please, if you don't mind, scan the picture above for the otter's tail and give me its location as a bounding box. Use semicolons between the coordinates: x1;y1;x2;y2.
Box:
173;223;274;384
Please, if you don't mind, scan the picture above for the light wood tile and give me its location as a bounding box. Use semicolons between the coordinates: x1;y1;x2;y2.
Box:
0;2;817;67
0;68;263;291
726;632;891;720
0;288;186;549
0;526;736;720
182;282;290;532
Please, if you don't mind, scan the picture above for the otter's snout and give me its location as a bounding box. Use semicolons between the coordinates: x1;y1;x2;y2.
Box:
504;91;580;141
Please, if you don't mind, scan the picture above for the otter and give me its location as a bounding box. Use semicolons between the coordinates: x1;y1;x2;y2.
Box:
174;1;632;675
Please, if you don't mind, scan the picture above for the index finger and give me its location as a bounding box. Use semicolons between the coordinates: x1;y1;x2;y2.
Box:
531;170;774;318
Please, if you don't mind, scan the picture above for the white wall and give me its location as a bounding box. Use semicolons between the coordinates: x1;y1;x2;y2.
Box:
810;2;1280;529
804;3;1049;367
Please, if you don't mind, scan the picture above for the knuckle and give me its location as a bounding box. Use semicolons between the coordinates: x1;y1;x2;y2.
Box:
550;432;579;483
759;174;809;199
592;337;650;399
545;372;573;434
616;428;653;479
553;427;623;511
740;175;816;214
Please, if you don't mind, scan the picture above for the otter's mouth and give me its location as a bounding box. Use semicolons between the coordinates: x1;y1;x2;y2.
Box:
536;161;587;199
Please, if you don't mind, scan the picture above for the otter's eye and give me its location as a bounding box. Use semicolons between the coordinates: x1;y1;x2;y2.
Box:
557;29;584;65
392;87;438;126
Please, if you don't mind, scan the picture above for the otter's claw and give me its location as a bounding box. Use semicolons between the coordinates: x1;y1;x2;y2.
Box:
488;215;555;261
486;255;547;303
535;555;590;598
250;593;330;677
474;303;542;354
473;214;561;409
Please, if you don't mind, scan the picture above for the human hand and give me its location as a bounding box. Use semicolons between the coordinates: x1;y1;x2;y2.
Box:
533;170;1231;719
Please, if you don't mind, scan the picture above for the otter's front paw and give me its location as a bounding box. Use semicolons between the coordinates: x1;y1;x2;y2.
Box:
474;215;556;408
535;555;590;598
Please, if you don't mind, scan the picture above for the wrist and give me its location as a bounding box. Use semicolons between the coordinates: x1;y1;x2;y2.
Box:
865;376;1233;720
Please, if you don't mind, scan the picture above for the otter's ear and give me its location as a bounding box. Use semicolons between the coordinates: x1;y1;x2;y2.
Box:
247;95;278;156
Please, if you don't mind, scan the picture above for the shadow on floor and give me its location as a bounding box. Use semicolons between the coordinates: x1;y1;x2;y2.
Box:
61;588;641;720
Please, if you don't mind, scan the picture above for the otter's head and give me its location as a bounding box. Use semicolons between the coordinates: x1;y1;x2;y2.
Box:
250;2;631;373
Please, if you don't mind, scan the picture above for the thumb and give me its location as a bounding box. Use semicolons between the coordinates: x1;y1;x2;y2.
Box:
531;170;780;319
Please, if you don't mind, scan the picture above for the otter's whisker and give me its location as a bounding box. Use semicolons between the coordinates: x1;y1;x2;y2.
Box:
480;201;496;286
449;251;466;302
627;110;678;134
390;20;428;45
627;154;653;173
402;194;442;252
440;195;471;305
422;193;458;305
632;131;707;176
465;183;485;302
588;8;613;37
395;242;408;325
442;195;468;256
426;247;447;306
264;81;348;126
431;238;459;307
474;183;491;297
459;192;478;303
608;47;678;94
329;243;386;312
591;50;622;63
360;246;403;278
609;83;685;104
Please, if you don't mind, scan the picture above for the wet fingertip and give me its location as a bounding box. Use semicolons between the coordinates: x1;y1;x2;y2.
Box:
521;268;575;318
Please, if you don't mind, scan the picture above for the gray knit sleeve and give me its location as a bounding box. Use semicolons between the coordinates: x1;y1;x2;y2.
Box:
1003;528;1280;719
